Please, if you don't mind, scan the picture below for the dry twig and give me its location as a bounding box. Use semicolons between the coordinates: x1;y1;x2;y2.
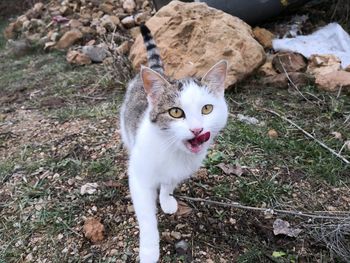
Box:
174;195;350;220
263;108;350;164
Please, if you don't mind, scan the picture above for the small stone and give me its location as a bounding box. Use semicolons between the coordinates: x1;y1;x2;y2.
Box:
268;129;278;139
80;182;98;195
170;231;181;240
101;15;120;30
127;204;134;213
100;3;114;14
69;19;83;28
59;5;73;16
83;217;105;242
262;72;313;88
129;27;140;39
110;249;118;255
25;253;33;262
33;2;44;14
121;15;135;28
66;50;92;65
44;41;56;50
253;27;275;49
82;45;110;63
307;54;341;76
315;70;350;92
134;12;149;25
56;30;83;49
272;52;307;73
6;39;32;57
123;0;136;13
116;41;131;55
50;32;60;42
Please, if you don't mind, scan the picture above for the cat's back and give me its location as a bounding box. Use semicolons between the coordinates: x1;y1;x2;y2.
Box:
120;74;148;150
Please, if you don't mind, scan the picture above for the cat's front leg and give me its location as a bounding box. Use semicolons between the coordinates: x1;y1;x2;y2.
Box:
129;175;159;263
159;183;178;214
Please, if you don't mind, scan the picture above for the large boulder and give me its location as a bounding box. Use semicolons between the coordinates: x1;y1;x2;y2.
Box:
129;1;265;88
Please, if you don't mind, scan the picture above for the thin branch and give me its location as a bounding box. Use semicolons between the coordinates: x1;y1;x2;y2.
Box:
278;56;313;104
174;195;349;220
263;108;350;164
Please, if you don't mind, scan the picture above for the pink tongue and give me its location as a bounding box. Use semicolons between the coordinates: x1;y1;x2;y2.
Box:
191;131;211;146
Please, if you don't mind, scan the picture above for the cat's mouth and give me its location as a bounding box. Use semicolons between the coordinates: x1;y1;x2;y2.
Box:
185;131;211;153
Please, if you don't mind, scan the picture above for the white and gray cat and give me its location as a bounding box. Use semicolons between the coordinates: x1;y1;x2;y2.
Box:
120;24;228;262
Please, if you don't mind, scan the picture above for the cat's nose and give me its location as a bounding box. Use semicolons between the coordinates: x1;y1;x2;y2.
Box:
190;128;203;136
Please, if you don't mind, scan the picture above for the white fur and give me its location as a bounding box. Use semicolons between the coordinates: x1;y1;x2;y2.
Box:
124;81;228;263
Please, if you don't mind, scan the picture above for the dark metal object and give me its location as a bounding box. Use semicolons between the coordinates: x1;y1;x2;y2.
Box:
152;0;310;25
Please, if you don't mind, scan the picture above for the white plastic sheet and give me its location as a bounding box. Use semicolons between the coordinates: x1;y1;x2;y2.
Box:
273;23;350;68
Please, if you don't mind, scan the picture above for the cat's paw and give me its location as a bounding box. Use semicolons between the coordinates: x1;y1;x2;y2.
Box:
160;196;178;214
140;246;159;263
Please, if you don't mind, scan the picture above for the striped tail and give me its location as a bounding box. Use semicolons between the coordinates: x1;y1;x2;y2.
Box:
140;24;164;74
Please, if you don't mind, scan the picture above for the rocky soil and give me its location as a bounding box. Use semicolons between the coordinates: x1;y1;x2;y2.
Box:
1;0;350;262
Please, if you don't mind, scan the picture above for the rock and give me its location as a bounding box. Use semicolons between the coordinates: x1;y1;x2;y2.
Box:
59;5;73;16
315;71;350;92
56;30;83;49
101;15;120;30
175;240;189;257
129;27;140;39
257;54;277;76
82;45;110;62
268;129;278;138
100;3;115;14
3;18;27;39
307;54;341;76
129;1;265;88
134;12;150;25
116;41;131;55
83;217;105;243
121;15;135;28
4;23;17;39
66;50;92;65
50;32;60;42
6;39;32;57
272;52;307;73
44;41;56;50
81;26;95;35
170;231;181;240
123;0;136;13
69;19;83;29
92;10;104;19
33;2;45;14
80;182;98;195
262;72;314;88
253;27;275;49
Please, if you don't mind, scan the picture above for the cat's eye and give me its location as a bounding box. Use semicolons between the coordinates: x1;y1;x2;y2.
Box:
168;107;185;118
202;104;213;115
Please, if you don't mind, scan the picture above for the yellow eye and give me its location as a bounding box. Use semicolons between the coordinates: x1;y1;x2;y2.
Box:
169;107;185;118
202;104;213;115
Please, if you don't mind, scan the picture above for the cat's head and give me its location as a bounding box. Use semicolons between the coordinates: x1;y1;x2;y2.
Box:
141;60;228;154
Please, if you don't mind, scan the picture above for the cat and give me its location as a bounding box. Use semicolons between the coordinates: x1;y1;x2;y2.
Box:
120;24;228;263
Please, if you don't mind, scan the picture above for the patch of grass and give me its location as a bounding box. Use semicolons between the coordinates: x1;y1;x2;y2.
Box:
87;157;115;176
237;176;291;206
237;247;265;263
215;115;349;184
51;157;82;176
52;100;120;122
212;183;231;198
0;161;14;182
0;20;7;50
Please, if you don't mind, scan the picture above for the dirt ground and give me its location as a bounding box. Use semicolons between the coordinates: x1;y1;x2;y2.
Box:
1;2;350;263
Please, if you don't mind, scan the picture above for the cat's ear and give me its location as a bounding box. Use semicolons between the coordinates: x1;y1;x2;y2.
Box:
141;66;169;103
202;60;227;95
